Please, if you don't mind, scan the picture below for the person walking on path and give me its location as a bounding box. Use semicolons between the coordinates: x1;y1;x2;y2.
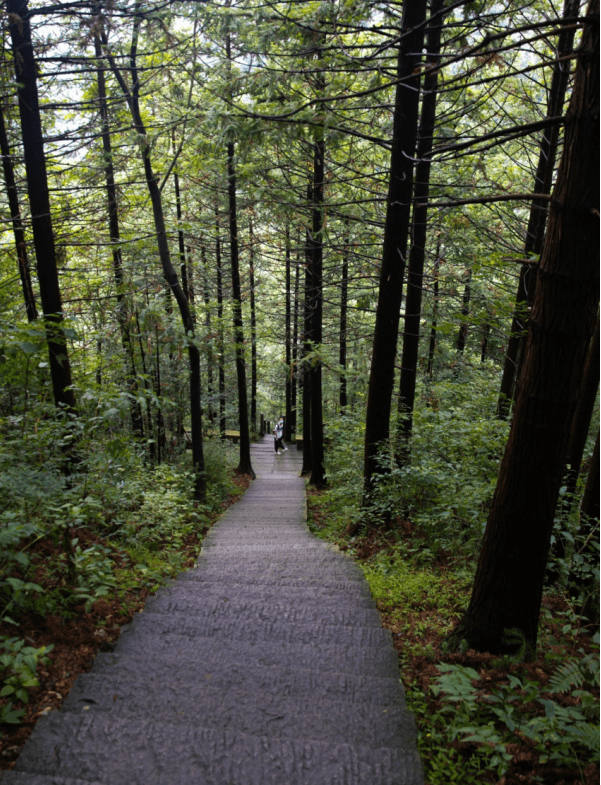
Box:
273;417;287;454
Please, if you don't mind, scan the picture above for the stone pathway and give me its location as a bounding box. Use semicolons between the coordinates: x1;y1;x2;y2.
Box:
2;437;423;785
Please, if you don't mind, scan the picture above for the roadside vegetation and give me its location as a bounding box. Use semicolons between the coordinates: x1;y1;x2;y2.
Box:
307;369;599;785
0;425;245;767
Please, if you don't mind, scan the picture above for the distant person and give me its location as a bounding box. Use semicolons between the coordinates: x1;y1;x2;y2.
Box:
273;417;287;454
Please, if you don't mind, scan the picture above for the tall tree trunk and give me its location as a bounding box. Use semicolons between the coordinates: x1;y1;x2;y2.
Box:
292;248;300;434
104;13;205;500
0;99;37;322
285;224;293;441
135;311;156;463
580;430;600;523
215;204;226;439
249;216;258;436
396;0;445;450
201;239;214;423
456;271;472;353
547;316;599;584
459;0;599;654
426;251;441;377
480;320;491;363
497;0;581;419
93;13;143;439
563;314;600;503
301;224;313;476
7;0;76;416
227;141;254;475
362;0;427;498
173;167;189;299
309;136;326;488
339;224;349;410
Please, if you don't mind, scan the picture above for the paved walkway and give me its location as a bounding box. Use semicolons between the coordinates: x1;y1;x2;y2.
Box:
3;437;423;785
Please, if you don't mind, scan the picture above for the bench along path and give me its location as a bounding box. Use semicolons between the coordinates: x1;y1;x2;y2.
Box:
3;437;423;785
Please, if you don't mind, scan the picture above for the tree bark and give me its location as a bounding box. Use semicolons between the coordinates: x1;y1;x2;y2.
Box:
227;141;254;475
201;239;214;424
580;430;600;523
291;245;300;435
455;271;472;353
497;0;581;419
249;216;258;436
173;168;189;300
309;136;326;488
339;232;348;411
363;0;427;498
104;12;205;499
7;0;76;415
460;0;599;654
215;204;226;439
0;99;37;322
93;12;143;439
301;225;313;476
563;314;600;502
396;0;445;450
285;224;293;441
426;252;441;377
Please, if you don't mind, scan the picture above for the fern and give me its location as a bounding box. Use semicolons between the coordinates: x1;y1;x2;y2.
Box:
567;722;601;752
549;653;599;693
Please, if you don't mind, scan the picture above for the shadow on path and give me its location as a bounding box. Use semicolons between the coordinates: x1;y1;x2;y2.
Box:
2;436;423;785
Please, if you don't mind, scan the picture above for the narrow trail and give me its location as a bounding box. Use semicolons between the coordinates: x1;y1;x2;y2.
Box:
2;436;423;785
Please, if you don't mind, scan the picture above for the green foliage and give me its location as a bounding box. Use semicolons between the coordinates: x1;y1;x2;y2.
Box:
0;637;53;726
361;555;470;620
430;644;600;776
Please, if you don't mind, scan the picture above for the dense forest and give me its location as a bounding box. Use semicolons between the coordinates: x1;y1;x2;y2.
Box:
0;0;598;781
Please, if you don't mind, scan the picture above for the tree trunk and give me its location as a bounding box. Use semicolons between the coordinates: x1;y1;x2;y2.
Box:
580;430;600;523
0;99;37;322
456;272;472;353
285;224;293;441
396;0;445;451
497;0;581;419
8;0;77;416
227;141;254;475
339;226;349;410
104;13;205;499
197;240;211;425
460;0;599;654
291;246;300;435
215;204;226;439
563;314;600;502
173;169;189;299
426;252;441;377
301;225;313;476
362;0;427;498
93;14;143;439
309;137;326;488
249;217;258;436
480;321;491;363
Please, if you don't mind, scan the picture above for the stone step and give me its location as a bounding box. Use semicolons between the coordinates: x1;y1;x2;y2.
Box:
203;527;312;538
82;652;406;705
142;592;382;626
1;775;101;785
13;712;424;785
200;543;331;554
112;631;400;678
155;583;374;610
118;611;393;649
169;575;372;596
187;558;364;578
62;678;415;748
